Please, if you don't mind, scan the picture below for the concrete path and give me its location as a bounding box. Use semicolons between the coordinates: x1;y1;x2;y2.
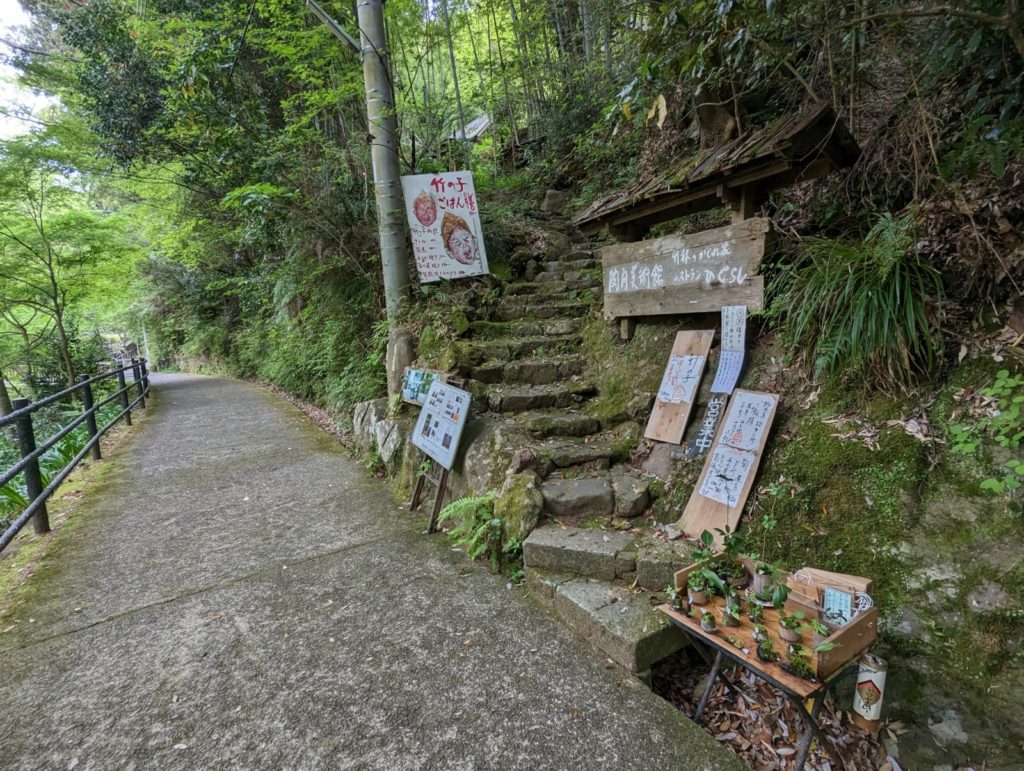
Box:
0;375;740;770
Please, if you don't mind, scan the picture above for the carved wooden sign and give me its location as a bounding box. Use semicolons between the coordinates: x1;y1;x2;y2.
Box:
600;218;770;322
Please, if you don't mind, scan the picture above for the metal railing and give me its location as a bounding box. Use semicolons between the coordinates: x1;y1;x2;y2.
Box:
0;358;151;554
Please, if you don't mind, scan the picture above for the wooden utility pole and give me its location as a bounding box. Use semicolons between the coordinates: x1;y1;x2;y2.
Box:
307;0;410;321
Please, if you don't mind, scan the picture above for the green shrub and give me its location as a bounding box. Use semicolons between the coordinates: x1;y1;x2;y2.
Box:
770;213;943;391
435;493;503;573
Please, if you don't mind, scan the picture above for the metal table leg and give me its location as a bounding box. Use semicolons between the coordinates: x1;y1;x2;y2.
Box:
791;692;833;771
694;650;723;724
692;641;743;699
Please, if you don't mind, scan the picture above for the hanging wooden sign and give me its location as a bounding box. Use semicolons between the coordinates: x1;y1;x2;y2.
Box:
401;170;489;282
600;218;770;324
644;329;714;444
678;389;779;545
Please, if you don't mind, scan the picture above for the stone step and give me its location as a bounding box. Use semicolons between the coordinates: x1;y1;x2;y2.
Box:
493;301;591;322
533;422;642;473
538;463;652;518
526;568;687;674
470;356;586;386
469;319;583;340
447;333;582;371
524;525;697;591
540;258;599;273
517;411;601;439
503;276;600;296
486;380;596;413
535;269;584;284
538;248;595;263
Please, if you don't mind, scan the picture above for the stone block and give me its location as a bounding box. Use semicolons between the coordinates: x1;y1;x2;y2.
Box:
540;478;614;517
553;579;688;672
523;525;631;580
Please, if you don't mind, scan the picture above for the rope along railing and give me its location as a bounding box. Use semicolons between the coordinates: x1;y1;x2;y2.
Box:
0;358;151;554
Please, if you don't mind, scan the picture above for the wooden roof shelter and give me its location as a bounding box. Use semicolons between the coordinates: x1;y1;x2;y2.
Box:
574;102;860;241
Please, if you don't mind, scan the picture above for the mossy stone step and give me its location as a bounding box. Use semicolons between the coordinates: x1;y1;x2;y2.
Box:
539;258;599;273
468;319;582;340
517;411;601;438
444;333;582;372
493;302;591;322
485;380;596;413
535;422;642;470
503;276;600;296
537;249;594;263
535;269;584;284
471;356;586;386
525;567;688;673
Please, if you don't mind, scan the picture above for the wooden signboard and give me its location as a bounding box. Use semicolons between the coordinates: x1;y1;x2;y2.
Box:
601;218;770;324
644;329;714;443
678;389;779;545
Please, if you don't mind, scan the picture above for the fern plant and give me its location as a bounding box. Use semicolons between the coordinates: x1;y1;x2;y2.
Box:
770;213;943;392
435;493;504;573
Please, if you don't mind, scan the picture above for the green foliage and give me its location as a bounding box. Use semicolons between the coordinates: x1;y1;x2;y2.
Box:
770;213;943;391
435;492;504;574
951;368;1024;494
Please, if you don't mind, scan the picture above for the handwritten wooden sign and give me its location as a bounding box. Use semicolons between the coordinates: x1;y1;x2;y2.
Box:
679;389;779;546
645;329;714;444
600;218;770;322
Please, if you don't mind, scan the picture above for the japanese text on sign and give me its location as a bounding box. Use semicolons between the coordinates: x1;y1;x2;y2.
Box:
657;354;705;404
401;171;489;283
412;381;471;470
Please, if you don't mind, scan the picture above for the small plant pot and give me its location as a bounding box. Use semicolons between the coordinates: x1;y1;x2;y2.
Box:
756;644;776;663
752;626;768;644
752;573;774;595
748;606;764;624
779;626;801;643
670;595;686;612
688;589;707;606
727;573;749;589
700;617;717;634
722;612;740;628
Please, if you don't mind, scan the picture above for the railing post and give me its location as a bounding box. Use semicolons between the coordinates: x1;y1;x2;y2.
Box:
131;357;146;409
77;375;102;461
116;367;132;426
140;358;150;396
11;398;49;534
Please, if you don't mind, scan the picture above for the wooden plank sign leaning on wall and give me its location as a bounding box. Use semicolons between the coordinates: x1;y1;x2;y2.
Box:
644;329;715;444
600;218;771;330
679;389;779;547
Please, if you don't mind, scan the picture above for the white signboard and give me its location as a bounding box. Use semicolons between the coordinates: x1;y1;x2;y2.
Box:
401;171;489;283
698;444;756;508
718;391;775;453
656;354;705;404
412;381;471;470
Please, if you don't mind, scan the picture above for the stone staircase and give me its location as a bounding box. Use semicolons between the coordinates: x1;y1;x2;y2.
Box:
446;218;698;678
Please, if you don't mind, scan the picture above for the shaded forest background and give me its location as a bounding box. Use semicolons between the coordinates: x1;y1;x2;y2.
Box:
0;1;1022;765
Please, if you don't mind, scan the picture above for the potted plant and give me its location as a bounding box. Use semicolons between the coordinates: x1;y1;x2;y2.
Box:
666;584;686;612
752;560;782;595
714;526;751;588
700;610;717;633
687;571;709;606
778;611;806;643
722;606;741;628
748;603;764;624
756;637;778;663
810;619;831;648
752;623;769;643
784;647;816;681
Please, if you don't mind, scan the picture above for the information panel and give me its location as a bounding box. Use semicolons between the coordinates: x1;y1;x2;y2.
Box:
411;381;471;470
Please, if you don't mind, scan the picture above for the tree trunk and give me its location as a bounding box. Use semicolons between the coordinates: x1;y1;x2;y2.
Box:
0;366;13;417
356;0;411;324
440;0;470;163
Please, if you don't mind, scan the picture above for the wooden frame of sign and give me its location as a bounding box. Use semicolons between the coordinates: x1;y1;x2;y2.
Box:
601;218;770;340
645;329;715;443
410;454;449;534
678;389;779;546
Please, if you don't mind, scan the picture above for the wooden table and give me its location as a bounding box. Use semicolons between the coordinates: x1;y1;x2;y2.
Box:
658;601;857;771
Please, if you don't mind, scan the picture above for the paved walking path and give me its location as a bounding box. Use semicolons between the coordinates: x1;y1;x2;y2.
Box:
0;375;740;770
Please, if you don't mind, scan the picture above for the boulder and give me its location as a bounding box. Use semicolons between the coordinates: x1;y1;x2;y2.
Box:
386;329;417;397
542;189;570;214
495;471;544;541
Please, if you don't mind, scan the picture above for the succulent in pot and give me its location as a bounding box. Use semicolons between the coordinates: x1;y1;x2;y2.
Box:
666;584;686;612
751;623;769;643
700;611;718;633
